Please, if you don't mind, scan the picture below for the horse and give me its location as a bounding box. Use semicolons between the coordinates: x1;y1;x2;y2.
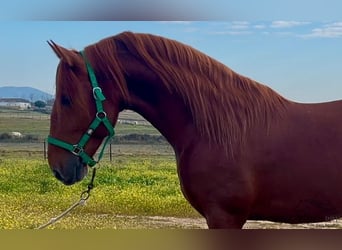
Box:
47;31;342;229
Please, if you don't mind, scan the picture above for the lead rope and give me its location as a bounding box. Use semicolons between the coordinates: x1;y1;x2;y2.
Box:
36;168;97;229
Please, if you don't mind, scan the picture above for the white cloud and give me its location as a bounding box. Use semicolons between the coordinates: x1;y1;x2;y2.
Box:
253;24;266;29
209;30;252;36
303;22;342;38
207;21;341;39
231;21;249;30
271;21;310;28
208;21;252;36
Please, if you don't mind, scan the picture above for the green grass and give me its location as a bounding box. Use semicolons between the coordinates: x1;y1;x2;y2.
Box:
0;117;50;140
0;108;50;139
0;108;160;140
114;123;160;135
0;108;201;229
0;157;200;229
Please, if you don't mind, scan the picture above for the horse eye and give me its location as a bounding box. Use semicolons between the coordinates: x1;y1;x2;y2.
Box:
61;95;71;106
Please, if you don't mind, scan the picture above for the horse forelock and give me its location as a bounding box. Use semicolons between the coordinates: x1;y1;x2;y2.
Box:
83;31;289;156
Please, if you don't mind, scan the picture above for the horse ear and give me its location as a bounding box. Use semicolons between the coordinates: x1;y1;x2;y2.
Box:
47;40;78;67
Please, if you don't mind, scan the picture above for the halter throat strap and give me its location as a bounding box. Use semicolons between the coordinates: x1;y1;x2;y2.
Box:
48;50;115;167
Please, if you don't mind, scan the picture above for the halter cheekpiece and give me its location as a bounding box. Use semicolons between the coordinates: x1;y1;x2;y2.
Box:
47;50;115;167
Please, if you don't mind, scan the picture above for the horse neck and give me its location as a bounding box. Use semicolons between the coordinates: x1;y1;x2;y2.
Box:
121;61;196;154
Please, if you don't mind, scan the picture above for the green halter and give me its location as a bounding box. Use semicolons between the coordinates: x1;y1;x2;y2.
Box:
47;50;115;167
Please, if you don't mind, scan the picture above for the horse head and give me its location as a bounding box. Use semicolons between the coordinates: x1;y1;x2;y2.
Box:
47;41;122;185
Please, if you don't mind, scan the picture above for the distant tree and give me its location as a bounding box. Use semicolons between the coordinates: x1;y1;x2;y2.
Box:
34;100;46;109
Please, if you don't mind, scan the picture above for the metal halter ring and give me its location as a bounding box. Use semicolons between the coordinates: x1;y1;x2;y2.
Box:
96;111;107;120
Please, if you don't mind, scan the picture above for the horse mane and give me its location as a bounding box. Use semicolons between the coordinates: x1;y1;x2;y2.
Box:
84;31;289;156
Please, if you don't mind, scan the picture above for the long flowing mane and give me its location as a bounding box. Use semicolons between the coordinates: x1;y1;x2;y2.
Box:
84;31;289;155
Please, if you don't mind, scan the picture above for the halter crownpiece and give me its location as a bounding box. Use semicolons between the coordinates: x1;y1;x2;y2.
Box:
48;50;115;167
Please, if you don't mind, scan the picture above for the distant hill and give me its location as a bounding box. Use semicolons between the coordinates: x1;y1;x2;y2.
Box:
0;86;53;102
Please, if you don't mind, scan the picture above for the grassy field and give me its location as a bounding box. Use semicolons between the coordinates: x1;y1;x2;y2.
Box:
0;108;158;139
0;108;203;229
0;157;202;229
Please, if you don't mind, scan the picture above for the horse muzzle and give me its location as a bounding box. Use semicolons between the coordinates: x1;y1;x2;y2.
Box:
51;155;88;185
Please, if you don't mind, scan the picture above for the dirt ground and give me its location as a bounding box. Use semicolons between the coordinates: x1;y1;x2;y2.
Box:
115;215;342;229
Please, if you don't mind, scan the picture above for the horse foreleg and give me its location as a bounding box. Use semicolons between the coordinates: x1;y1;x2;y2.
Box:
205;207;247;229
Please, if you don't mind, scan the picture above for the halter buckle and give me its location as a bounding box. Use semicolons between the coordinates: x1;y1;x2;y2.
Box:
93;87;105;101
72;144;84;156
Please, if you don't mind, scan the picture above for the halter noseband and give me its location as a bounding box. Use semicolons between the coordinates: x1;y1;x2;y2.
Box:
48;50;115;167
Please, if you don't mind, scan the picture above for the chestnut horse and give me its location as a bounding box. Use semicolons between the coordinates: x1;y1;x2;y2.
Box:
47;31;342;229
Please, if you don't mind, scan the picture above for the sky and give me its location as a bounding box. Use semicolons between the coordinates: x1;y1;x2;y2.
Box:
0;0;341;21
0;21;341;103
